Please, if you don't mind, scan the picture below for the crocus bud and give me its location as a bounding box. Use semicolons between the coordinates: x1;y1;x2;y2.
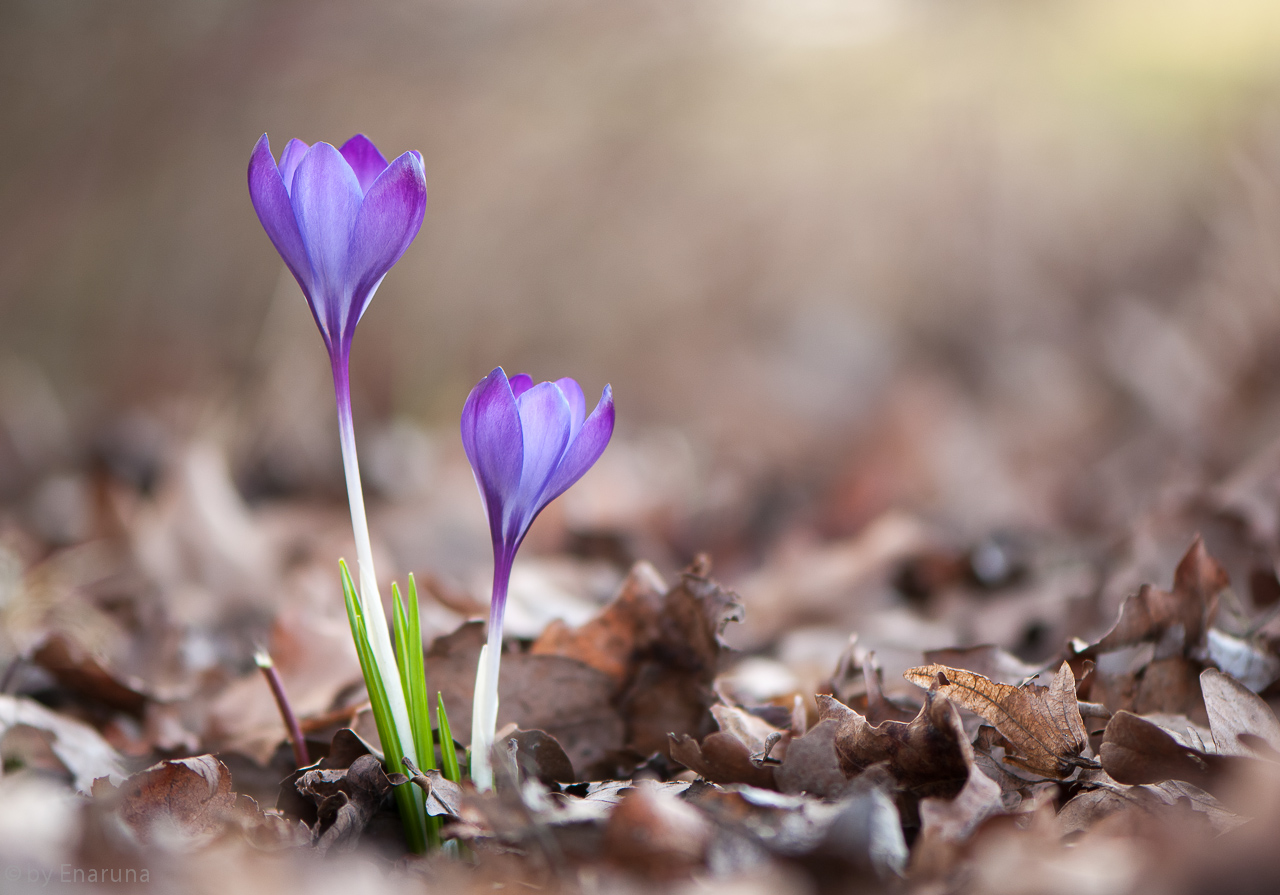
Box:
247;133;427;367
461;367;614;788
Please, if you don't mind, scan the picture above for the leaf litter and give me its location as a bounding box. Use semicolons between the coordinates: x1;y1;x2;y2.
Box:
13;326;1280;895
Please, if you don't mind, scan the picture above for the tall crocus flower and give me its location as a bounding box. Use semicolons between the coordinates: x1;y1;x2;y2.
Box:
462;367;614;789
247;134;427;807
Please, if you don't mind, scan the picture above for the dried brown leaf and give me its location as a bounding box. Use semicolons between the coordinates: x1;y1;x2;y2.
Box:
615;558;744;757
111;754;237;846
775;718;851;798
1084;536;1226;658
32;634;148;715
530;561;668;687
0;694;124;792
904;662;1089;778
1099;711;1242;789
822;690;970;799
1201;668;1280;759
668;704;780;788
424;621;624;776
296;753;395;854
602;783;711;879
507;728;577;785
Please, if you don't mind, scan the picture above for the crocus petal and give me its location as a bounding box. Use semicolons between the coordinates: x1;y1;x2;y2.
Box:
247;135;313;299
509;374;534;398
345;151;427;334
340;134;390;194
509;382;573;537
461;369;524;541
290;143;364;341
541;385;614;506
555;378;586;438
278;138;310;195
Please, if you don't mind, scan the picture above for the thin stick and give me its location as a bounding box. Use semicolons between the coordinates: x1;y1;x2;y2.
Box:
255;649;310;768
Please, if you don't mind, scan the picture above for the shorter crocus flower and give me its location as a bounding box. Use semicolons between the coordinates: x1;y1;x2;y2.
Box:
462;367;614;789
247;133;429;841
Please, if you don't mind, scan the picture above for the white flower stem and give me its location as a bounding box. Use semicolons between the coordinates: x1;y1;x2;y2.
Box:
335;389;419;771
470;554;512;790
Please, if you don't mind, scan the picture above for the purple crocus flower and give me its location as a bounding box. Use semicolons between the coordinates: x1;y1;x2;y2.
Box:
461;367;614;787
246;133;427;792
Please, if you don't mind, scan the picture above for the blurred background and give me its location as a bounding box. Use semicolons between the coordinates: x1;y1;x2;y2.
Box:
5;0;1280;703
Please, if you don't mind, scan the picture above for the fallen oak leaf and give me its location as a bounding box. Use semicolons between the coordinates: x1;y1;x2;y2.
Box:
904;662;1092;778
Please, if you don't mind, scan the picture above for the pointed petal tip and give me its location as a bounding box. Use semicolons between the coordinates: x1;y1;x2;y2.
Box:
509;373;534;398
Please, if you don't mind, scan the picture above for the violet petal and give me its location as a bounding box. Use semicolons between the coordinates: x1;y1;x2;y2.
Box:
541;384;614;506
461;369;524;539
510;382;573;534
289;142;363;339
554;378;586;437
247;135;313;299
278;138;310;195
509;374;534;398
345;150;427;334
340;134;390;194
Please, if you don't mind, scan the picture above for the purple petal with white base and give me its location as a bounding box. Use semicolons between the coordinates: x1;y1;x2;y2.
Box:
246;133;427;358
460;366;614;789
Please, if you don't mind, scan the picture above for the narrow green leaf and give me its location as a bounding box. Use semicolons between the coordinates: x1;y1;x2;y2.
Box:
391;582;412;705
437;692;463;783
341;561;428;852
404;575;436;770
399;575;440;846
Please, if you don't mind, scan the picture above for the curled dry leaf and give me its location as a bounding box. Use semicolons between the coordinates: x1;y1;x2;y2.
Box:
904;662;1089;779
109;754;236;846
1082;536;1226;659
668;703;781;788
821;690;970;800
1099;711;1246;791
276;727;378;826
1200;668;1280;759
917;739;1004;846
418;769;464;818
532;556;744;760
296;753;395;854
32;634;148;715
506;728;577;785
531;561;668;686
